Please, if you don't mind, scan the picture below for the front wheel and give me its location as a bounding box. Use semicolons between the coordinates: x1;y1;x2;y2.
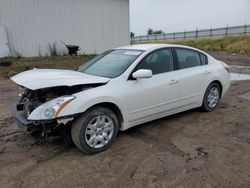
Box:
202;83;221;112
71;107;119;154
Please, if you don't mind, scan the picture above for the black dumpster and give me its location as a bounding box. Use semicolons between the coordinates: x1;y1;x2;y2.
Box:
66;45;80;55
0;60;12;67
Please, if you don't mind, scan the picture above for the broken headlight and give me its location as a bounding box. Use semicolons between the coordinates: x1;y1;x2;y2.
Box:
28;95;76;120
18;86;25;97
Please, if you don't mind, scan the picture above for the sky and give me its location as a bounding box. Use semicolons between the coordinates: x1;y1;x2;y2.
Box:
130;0;250;35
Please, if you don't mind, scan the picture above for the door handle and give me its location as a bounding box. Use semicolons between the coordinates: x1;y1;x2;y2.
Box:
169;79;179;85
203;71;211;75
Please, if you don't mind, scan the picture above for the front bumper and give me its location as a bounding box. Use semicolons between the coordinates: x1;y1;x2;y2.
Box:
11;103;36;133
11;103;57;134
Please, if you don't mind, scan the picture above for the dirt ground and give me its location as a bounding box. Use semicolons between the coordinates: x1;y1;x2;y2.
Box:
209;51;250;66
0;52;250;188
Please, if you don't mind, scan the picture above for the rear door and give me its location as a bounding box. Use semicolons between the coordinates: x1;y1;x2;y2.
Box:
174;48;209;107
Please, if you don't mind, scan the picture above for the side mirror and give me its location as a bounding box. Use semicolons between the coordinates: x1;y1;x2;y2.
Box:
132;69;153;79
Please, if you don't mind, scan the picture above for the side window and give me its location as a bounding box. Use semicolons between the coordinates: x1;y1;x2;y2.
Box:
175;48;202;69
136;49;174;75
200;53;207;65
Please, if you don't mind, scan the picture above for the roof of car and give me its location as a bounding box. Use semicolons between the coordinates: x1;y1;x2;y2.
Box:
116;44;167;51
116;44;209;56
116;43;199;51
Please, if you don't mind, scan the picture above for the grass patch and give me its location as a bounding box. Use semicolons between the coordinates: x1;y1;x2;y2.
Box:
135;36;250;54
0;55;96;79
48;43;58;56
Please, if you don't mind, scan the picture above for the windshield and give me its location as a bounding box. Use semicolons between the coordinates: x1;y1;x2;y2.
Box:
77;49;144;78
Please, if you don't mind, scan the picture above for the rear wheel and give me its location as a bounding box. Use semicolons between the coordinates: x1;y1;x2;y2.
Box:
71;107;118;154
202;83;221;112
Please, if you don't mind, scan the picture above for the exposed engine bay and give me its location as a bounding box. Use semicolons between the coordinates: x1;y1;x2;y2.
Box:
19;84;97;117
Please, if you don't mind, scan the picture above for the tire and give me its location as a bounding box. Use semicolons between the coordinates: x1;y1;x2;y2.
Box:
202;83;221;112
71;106;119;154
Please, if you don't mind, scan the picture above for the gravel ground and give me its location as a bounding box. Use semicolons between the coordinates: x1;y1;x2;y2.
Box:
0;52;250;188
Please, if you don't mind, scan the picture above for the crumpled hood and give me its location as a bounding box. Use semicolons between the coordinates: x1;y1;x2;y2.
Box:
11;69;110;90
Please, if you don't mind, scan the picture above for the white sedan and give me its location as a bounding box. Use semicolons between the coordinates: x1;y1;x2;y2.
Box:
11;44;230;154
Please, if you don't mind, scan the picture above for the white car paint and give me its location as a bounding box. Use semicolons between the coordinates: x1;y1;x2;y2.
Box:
126;70;179;124
11;69;110;90
11;44;230;131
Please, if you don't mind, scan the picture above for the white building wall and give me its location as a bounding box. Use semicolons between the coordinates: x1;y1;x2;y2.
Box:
0;0;130;57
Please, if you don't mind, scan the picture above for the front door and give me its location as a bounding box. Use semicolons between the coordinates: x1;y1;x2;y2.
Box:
126;48;179;124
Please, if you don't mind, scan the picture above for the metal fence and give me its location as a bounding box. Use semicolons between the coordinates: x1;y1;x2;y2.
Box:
131;25;250;44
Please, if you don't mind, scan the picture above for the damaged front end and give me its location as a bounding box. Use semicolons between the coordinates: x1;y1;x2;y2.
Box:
10;68;110;143
11;84;99;143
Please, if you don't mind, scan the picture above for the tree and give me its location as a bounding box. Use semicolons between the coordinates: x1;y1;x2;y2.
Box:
153;30;164;35
147;28;164;35
130;32;135;38
147;28;154;35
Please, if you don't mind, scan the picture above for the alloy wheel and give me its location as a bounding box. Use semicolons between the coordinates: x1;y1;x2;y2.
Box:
85;115;114;149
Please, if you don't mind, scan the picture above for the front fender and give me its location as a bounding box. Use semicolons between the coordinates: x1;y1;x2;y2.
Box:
57;88;126;122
